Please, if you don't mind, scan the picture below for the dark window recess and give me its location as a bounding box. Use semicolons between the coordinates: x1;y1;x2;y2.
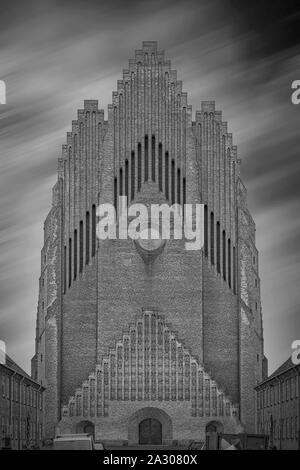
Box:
119;168;123;196
114;177;117;211
228;238;231;288
131;151;135;201
158;144;163;191
233;246;237;294
165;152;169;200
74;134;78;154
74;229;77;279
210;212;214;265
151;135;155;182
222;230;226;281
125;160;129;199
204;205;208;257
177;169;181;204
171;160;175;205
92;204;96;257
68;238;72;288
216;222;220;273
144;135;148;181
138;143;142;191
86;211;90;265
79;221;83;272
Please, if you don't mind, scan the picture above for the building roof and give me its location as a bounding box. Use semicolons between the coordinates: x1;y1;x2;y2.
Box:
256;356;299;388
268;357;295;381
3;354;32;379
0;353;43;387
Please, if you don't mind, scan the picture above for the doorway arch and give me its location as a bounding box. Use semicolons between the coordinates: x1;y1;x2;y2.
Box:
128;407;172;446
76;420;95;438
205;421;223;450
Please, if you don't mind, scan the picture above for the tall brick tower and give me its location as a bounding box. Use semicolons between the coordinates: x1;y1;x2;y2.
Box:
32;42;266;445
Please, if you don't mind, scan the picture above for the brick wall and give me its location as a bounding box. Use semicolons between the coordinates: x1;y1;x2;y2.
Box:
35;42;264;439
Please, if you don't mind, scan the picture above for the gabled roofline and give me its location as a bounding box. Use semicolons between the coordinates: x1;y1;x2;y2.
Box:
0;355;45;390
255;361;300;389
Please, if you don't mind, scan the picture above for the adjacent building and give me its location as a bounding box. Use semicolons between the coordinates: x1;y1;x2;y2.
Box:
33;41;266;446
256;357;300;450
0;354;44;449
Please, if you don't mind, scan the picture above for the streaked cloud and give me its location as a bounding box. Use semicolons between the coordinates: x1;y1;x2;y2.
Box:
0;0;299;374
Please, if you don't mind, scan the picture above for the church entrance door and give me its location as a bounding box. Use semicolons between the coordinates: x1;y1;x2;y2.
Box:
139;418;162;445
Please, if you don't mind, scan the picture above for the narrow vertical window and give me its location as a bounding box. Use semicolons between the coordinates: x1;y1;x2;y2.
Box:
151;135;155;181
216;222;220;273
80;221;83;272
204;205;208;257
228;238;231;288
119;168;123;196
158;143;163;191
68;238;72;288
138;143;141;191
131;151;135;201
92;204;96;257
210;212;214;265
165;152;169;200
177;169;181;204
125;160;129;199
114;177;117;211
222;230;226;281
74;134;78;154
63;245;66;293
144;135;148;181
74;229;77;279
86;211;90;265
171;160;175;205
233;246;236;294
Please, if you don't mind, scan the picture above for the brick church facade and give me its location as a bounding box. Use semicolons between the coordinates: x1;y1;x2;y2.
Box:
32;42;266;445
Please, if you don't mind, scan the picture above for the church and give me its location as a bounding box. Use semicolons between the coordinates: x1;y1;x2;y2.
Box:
32;41;267;446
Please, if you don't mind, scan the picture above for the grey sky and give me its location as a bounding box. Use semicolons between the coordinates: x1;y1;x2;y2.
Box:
0;0;299;374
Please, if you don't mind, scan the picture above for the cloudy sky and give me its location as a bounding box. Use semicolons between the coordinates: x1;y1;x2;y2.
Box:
0;0;299;374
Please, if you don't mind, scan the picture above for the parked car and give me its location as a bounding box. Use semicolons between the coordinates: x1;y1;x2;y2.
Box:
188;440;205;450
53;433;104;450
221;433;269;450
